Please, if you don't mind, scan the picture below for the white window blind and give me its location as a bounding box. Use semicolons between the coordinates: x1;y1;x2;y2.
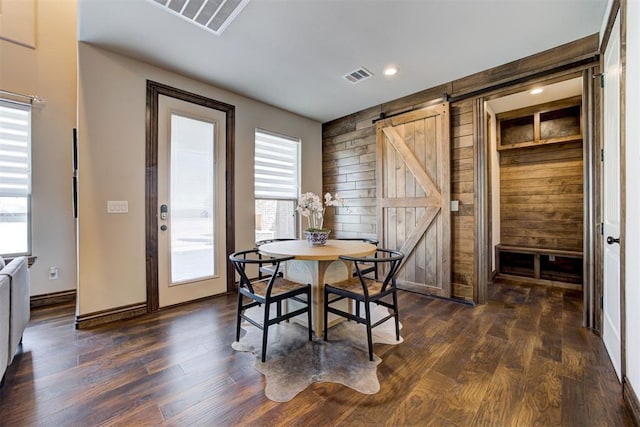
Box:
254;130;300;199
0;100;31;255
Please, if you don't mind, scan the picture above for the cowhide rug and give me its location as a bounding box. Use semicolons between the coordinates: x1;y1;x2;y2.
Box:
232;304;403;402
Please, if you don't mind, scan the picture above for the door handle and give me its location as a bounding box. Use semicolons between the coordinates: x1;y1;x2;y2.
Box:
160;204;168;220
606;236;620;245
160;224;167;231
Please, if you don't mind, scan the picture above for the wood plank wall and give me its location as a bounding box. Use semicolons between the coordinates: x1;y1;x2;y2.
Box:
321;34;598;302
323;109;379;241
451;100;476;300
499;141;584;251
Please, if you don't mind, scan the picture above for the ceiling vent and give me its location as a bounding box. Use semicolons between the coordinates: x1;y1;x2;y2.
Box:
151;0;250;36
343;67;373;84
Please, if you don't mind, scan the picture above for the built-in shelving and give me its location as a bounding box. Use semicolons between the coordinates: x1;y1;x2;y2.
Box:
495;244;583;290
497;96;582;151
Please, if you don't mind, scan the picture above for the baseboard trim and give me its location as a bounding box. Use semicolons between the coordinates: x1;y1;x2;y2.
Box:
157;292;234;311
489;269;497;283
623;377;640;426
75;302;147;329
30;289;76;308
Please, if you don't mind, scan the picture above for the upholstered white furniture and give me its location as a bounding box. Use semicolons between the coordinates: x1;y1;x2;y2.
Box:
0;274;10;385
0;256;30;368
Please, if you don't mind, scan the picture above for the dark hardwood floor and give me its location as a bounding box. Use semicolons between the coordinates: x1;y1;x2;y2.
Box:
0;279;634;426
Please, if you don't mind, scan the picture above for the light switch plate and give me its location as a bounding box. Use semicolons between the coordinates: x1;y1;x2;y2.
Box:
107;200;128;213
451;200;459;212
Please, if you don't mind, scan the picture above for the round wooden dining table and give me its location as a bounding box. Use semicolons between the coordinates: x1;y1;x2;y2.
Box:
259;239;376;337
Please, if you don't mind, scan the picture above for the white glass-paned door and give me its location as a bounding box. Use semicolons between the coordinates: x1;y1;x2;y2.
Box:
157;94;227;308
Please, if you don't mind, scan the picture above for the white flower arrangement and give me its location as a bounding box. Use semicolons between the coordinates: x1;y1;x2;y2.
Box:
296;192;347;231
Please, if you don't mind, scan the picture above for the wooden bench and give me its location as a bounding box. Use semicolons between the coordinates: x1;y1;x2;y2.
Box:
495;244;583;290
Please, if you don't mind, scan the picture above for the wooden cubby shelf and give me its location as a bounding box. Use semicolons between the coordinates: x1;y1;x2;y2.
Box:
496;95;582;151
495;244;583;290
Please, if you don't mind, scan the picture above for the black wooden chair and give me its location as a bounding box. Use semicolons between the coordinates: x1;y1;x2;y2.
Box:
336;237;380;280
229;249;312;363
255;238;295;279
323;249;404;361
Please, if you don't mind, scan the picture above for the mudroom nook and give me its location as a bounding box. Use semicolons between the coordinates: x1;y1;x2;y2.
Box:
488;83;585;291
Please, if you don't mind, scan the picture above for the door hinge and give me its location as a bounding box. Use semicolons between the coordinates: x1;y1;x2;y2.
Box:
601;222;604;236
601;296;604;310
594;72;605;88
601;149;604;162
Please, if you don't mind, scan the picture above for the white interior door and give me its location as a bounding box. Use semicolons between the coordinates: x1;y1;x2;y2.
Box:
602;12;622;381
157;94;227;308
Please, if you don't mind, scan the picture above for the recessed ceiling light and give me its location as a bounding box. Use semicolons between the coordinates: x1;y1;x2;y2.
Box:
384;67;398;76
530;88;544;95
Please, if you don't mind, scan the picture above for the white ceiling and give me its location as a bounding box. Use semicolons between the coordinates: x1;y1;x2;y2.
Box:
77;0;608;123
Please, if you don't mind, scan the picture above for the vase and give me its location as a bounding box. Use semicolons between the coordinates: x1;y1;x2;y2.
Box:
304;230;330;247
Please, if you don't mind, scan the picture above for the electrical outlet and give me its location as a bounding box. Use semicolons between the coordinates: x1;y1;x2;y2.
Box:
49;267;58;280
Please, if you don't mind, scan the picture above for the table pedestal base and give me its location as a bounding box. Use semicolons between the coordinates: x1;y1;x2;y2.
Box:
285;259;352;338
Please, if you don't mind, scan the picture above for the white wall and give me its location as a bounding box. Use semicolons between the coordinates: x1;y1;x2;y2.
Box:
624;0;640;401
77;43;322;315
0;0;77;296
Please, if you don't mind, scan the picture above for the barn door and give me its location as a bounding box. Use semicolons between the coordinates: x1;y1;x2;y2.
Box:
376;103;451;297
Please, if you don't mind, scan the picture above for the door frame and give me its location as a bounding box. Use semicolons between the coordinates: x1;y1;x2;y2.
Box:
471;68;598;314
145;81;235;312
474;98;488;304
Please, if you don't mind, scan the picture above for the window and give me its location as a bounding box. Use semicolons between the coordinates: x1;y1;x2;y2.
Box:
169;113;215;283
254;129;300;242
0;100;31;256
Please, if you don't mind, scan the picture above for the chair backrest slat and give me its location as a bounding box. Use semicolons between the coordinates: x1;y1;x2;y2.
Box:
341;249;404;294
336;237;379;246
229;249;294;296
255;238;295;248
